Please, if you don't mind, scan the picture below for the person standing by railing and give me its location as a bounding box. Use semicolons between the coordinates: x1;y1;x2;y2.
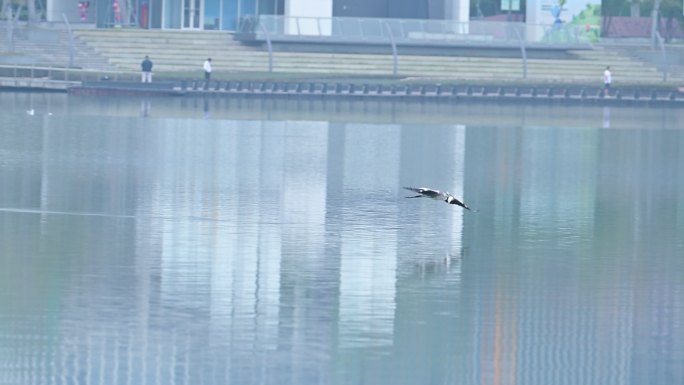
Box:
603;66;612;96
141;56;153;83
203;58;212;89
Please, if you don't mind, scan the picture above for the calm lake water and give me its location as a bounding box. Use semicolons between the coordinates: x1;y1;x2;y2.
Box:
1;93;683;385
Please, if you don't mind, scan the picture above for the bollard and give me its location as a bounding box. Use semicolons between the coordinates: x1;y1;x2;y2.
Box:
515;88;521;97
498;88;505;97
580;89;587;98
181;79;187;90
363;84;369;94
531;88;537;97
615;90;621;100
466;86;472;96
634;90;640;99
547;88;554;97
669;91;676;100
650;90;657;100
436;84;442;95
563;89;570;98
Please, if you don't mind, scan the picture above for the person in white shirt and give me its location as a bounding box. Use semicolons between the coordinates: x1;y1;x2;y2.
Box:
202;58;212;90
603;66;612;96
203;58;212;81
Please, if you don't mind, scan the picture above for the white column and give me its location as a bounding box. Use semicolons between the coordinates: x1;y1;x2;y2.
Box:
444;0;469;34
444;0;469;23
284;0;333;35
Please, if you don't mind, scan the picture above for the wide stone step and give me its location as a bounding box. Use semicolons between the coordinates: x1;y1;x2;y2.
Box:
69;29;681;83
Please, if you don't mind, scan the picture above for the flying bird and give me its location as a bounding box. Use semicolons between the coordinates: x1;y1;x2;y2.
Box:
403;186;472;211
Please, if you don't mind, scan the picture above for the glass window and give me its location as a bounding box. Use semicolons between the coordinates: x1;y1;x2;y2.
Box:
150;0;163;28
257;0;274;14
205;0;220;29
164;0;181;28
222;0;238;30
240;0;256;16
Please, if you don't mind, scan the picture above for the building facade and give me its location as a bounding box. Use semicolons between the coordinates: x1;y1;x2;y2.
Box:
49;0;470;31
48;0;597;36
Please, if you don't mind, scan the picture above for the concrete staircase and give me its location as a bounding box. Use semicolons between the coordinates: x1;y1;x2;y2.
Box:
0;25;114;70
32;28;684;84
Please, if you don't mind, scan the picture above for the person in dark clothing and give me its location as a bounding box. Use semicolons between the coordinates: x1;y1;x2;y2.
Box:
141;56;153;83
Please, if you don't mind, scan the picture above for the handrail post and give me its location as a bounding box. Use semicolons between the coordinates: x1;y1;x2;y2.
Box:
383;21;398;77
655;31;668;82
6;6;15;52
62;13;75;68
512;24;528;79
259;17;274;73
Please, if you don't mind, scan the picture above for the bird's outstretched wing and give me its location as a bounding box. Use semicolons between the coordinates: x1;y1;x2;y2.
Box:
403;186;423;194
403;186;444;199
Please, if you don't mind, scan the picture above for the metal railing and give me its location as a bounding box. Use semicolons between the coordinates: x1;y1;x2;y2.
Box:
62;13;76;68
0;64;139;84
239;15;591;47
238;15;578;78
654;31;668;82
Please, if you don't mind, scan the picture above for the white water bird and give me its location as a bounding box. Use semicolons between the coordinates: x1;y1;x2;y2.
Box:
26;109;35;116
403;186;473;211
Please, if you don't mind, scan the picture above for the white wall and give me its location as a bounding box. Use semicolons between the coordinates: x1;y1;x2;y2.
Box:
444;0;469;24
284;0;332;35
47;0;76;22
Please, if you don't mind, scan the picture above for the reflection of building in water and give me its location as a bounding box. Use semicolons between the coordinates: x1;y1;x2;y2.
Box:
463;124;684;385
4;116;683;384
337;124;400;350
140;98;151;117
602;106;611;128
385;123;467;384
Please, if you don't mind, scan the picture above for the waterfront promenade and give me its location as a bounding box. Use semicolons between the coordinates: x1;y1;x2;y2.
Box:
2;24;683;102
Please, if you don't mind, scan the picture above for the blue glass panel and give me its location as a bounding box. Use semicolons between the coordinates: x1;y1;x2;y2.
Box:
204;0;220;29
222;0;238;30
257;0;275;14
240;0;256;16
164;0;181;28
